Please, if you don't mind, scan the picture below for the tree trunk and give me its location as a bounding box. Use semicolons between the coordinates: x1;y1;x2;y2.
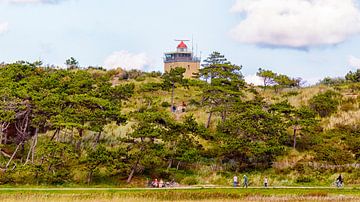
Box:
76;129;83;152
69;127;74;144
171;82;175;112
20;143;25;163
6;142;21;170
3;132;7;144
31;129;38;163
206;111;213;128
221;111;227;122
293;127;297;149
50;129;60;141
167;159;173;169
94;131;102;146
176;161;181;170
87;170;93;184
24;135;35;165
127;159;139;183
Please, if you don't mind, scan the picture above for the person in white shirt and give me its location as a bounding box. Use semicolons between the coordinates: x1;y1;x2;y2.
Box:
264;177;268;188
233;176;238;187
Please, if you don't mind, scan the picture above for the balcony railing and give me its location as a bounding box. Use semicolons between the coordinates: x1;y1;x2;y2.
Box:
164;57;201;63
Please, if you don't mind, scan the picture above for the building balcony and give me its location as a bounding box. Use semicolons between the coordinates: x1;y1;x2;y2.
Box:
164;57;201;63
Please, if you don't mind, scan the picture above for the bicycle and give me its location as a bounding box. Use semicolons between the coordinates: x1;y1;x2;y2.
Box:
332;180;344;188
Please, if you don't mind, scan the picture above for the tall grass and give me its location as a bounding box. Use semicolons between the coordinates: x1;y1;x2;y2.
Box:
0;189;359;202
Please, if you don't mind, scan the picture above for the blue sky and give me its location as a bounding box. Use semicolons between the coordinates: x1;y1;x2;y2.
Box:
1;0;360;84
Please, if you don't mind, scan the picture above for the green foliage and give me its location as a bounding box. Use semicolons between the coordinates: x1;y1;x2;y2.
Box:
314;143;355;165
296;175;314;183
83;145;113;183
257;68;302;89
161;101;171;108
319;77;346;86
0;59;359;186
65;57;79;69
215;100;287;171
309;90;341;117
180;176;199;185
162;67;188;109
257;68;276;87
199;52;245;127
125;69;145;80
140;82;162;92
36;141;77;184
345;69;360;82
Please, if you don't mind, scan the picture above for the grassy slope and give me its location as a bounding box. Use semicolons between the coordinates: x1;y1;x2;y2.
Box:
114;77;360;187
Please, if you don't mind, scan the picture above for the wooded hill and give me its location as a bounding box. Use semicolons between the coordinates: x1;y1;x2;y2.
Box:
0;53;359;186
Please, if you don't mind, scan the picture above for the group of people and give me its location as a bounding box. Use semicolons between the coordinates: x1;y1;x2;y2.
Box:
233;175;268;188
233;174;344;188
171;102;187;113
149;178;165;188
148;178;177;188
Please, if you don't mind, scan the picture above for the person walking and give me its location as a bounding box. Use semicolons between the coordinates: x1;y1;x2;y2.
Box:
264;177;268;188
233;175;238;187
243;175;248;188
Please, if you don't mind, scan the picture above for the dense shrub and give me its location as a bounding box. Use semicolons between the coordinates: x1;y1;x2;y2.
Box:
181;176;199;185
296;175;313;183
319;77;346;86
161;101;171;108
345;69;360;82
140;82;162;92
314;143;354;165
309;90;341;117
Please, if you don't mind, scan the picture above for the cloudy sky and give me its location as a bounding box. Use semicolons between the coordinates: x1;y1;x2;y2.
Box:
1;0;360;84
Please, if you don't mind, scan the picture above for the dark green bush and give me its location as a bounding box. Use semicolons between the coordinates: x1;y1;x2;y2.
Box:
140;82;162;92
181;176;199;185
296;175;313;183
314;143;355;165
161;101;171;108
309;90;341;117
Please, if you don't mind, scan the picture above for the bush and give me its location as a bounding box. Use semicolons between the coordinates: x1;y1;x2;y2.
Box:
345;69;360;82
181;176;199;185
309;90;341;117
188;99;200;106
296;175;314;183
146;71;162;78
209;175;229;186
135;76;146;82
126;69;145;80
314;143;355;165
140;82;162;92
161;101;171;108
319;77;346;86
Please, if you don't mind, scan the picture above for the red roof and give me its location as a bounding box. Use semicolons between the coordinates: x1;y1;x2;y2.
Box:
177;41;188;49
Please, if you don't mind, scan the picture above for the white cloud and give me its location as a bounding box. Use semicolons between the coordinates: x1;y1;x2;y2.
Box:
244;74;263;86
0;0;66;4
103;51;153;71
230;0;360;49
0;22;9;34
348;55;360;68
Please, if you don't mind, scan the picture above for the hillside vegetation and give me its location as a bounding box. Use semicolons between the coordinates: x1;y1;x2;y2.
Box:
0;56;359;187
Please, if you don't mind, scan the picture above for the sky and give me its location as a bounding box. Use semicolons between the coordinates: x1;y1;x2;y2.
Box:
1;0;360;85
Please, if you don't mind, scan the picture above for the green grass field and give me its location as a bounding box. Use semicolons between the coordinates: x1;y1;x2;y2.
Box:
0;188;359;202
